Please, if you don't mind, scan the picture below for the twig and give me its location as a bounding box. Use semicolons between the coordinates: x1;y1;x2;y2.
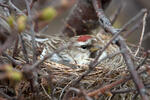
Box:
59;78;73;100
63;87;92;100
0;90;14;100
111;1;125;25
124;19;143;38
111;88;136;94
136;51;149;70
98;1;125;36
0;2;9;8
12;35;19;58
24;0;37;62
41;83;52;100
45;71;55;100
132;93;139;100
2;52;22;66
135;12;148;56
30;0;37;9
19;34;29;63
8;0;25;15
112;79;150;95
87;77;126;97
124;12;150;38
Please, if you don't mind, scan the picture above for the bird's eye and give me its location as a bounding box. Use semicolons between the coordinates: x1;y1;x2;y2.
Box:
81;45;92;49
81;45;87;49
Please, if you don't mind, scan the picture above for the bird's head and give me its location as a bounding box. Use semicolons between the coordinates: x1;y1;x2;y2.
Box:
72;35;96;50
71;35;107;60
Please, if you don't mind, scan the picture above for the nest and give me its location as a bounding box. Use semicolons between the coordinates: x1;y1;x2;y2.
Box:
4;33;148;100
23;33;136;99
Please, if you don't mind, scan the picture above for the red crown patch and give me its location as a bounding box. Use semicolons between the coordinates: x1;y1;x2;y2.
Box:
77;35;92;42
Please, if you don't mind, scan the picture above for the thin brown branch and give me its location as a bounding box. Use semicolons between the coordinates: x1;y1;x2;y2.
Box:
135;12;148;56
124;19;143;38
124;12;150;38
87;77;125;97
111;83;150;96
111;1;125;25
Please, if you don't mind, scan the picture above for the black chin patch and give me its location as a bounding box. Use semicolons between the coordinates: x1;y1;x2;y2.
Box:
90;51;97;58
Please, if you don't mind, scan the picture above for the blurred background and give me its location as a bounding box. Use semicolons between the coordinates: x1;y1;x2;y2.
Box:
11;0;150;50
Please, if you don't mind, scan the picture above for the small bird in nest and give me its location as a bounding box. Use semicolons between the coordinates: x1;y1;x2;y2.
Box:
24;34;107;66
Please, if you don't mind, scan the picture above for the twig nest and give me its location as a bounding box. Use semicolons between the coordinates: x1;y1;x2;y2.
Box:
24;33;125;91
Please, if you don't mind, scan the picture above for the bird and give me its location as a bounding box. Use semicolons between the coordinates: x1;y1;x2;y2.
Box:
23;34;107;66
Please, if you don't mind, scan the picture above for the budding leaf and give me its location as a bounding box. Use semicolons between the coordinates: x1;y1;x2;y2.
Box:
5;65;22;81
8;71;22;81
7;16;15;28
39;7;57;21
17;15;27;32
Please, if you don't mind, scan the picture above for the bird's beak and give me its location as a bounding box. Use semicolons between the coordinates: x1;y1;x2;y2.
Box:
89;46;107;59
89;47;100;53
